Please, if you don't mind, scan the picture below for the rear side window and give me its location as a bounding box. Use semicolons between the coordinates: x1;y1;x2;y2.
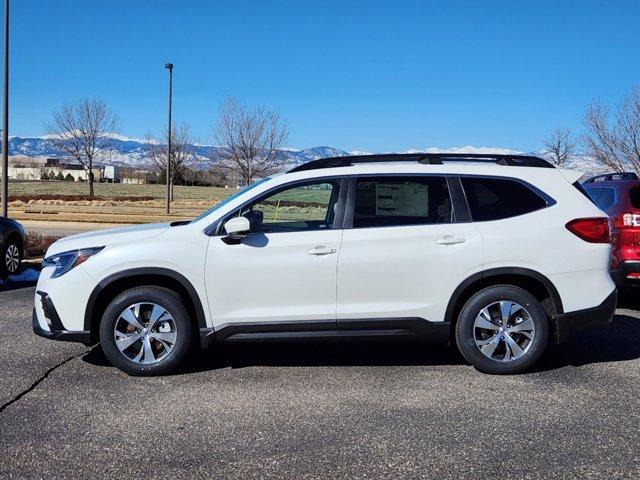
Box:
629;186;640;209
461;177;548;221
353;176;452;228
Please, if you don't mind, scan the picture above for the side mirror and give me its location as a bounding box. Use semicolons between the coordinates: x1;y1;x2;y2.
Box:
222;216;251;244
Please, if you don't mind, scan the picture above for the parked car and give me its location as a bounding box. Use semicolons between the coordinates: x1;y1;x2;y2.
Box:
0;216;26;277
582;172;640;288
33;153;616;375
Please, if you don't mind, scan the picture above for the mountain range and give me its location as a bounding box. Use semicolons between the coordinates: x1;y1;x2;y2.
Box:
6;135;603;174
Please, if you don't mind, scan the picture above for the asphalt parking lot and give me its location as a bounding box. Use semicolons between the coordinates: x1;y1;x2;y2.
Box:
1;285;639;479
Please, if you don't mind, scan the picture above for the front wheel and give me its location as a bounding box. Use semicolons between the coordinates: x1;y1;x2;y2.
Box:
455;285;548;374
99;286;193;376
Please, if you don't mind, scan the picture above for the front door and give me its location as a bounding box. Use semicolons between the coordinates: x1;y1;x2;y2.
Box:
205;178;345;338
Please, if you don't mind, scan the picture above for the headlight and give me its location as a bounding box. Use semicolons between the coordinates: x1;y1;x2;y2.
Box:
42;247;104;278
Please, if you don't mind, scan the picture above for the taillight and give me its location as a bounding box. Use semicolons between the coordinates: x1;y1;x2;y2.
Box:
611;212;640;262
611;212;640;229
566;217;610;243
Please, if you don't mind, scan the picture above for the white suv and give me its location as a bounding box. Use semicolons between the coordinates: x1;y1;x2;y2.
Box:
33;154;617;375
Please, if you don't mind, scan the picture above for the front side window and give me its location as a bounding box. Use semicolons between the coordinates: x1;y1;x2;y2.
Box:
461;177;548;221
353;176;452;228
193;177;271;223
236;180;340;233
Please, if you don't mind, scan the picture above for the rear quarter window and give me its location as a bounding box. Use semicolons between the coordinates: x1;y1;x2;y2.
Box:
584;186;602;205
596;187;616;210
461;177;548;221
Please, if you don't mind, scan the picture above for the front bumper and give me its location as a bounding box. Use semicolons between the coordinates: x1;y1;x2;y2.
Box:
551;289;617;343
32;291;91;345
32;309;91;344
610;261;640;287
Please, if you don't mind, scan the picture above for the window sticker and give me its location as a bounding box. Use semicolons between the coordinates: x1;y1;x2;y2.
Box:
375;183;428;217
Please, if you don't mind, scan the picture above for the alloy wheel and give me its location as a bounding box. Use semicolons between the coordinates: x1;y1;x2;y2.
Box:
113;302;177;364
473;300;535;362
5;244;20;274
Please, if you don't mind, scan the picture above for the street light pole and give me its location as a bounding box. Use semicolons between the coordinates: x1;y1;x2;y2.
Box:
164;63;173;215
1;0;9;218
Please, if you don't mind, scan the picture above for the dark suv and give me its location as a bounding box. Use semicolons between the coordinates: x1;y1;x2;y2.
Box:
583;172;640;287
0;216;26;277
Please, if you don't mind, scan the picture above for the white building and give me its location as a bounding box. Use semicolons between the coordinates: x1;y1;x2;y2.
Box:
8;156;110;182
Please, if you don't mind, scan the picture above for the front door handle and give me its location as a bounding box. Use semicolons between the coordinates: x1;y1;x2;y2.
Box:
307;246;337;256
436;235;466;245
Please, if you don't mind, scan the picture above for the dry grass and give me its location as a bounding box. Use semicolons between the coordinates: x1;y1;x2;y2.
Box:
8;181;235;224
8;181;333;225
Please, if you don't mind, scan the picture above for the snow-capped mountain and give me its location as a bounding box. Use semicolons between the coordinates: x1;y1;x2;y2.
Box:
5;135;603;174
6;136;353;169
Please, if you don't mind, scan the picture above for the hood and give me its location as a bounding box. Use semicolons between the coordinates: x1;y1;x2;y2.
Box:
46;222;171;256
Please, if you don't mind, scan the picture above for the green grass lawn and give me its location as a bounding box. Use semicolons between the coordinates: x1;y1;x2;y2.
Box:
9;180;232;201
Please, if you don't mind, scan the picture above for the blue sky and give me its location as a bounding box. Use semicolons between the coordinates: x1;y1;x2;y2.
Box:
4;0;640;152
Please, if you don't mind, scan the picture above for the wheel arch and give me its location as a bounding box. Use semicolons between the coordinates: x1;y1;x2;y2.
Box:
3;230;24;256
84;267;207;345
444;267;564;334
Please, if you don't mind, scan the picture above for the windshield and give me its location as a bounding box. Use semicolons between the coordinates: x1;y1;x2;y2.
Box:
192;178;271;223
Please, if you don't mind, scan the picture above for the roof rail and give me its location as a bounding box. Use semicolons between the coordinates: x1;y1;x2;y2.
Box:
287;153;555;173
582;172;639;183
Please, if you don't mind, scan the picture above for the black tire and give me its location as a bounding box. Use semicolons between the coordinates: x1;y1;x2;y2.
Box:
99;286;193;376
1;236;22;277
455;285;549;375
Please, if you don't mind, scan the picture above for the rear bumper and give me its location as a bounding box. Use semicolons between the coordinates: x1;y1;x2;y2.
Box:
551;289;617;343
610;261;640;287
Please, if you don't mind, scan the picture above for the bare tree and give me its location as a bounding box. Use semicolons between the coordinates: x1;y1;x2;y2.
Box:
582;86;640;174
145;123;198;201
542;128;576;166
583;101;625;172
43;98;121;196
615;85;640;172
212;96;289;185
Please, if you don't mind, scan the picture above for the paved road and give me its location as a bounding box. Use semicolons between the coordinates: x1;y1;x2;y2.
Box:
1;286;639;479
21;220;132;237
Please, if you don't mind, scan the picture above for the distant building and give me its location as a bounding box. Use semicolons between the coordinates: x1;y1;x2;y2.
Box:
103;165;121;183
8;156;112;182
121;169;157;185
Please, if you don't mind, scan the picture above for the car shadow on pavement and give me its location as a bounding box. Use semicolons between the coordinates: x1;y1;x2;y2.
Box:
82;290;640;375
83;340;465;374
535;314;640;371
82;313;640;375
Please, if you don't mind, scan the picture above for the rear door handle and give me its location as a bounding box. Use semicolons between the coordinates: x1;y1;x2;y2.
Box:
436;235;466;245
307;246;337;256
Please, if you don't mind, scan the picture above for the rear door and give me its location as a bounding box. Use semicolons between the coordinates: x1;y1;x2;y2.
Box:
336;175;483;330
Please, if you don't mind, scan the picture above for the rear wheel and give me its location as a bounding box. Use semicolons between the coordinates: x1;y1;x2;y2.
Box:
99;286;193;376
1;237;22;276
455;285;548;374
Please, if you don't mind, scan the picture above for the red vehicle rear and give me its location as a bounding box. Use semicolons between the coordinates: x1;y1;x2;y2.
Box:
583;172;640;288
